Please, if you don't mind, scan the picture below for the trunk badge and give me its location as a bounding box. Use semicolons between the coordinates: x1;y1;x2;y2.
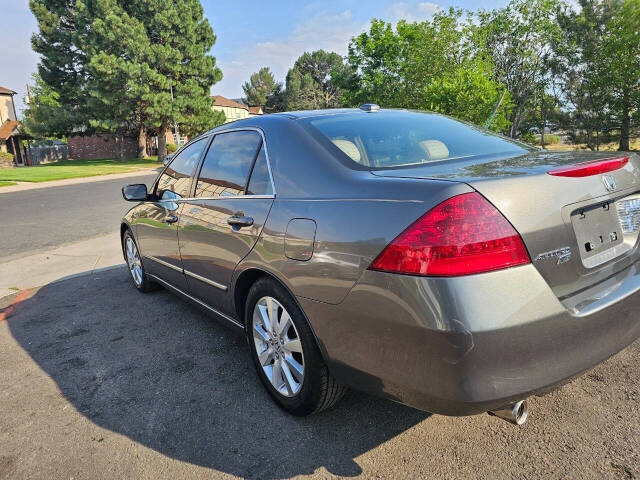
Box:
602;175;616;192
534;247;572;265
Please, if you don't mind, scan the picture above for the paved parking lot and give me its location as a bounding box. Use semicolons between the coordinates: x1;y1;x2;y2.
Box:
1;267;639;479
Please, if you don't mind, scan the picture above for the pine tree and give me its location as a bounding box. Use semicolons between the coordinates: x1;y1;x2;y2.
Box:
30;0;224;160
128;0;223;161
30;0;90;136
243;67;279;107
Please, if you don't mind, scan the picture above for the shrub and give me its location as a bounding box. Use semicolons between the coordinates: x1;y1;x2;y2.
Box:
537;134;561;145
166;143;178;154
0;151;15;169
521;132;537;145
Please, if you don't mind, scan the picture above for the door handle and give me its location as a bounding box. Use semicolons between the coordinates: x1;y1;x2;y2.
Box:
227;215;254;228
165;214;179;224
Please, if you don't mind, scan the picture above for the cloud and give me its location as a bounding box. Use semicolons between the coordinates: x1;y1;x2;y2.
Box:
385;2;441;23
213;3;443;99
214;9;368;99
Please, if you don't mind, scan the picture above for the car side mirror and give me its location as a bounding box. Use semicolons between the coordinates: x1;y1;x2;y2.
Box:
122;183;148;202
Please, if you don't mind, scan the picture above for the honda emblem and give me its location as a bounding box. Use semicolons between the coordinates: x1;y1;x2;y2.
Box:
602;175;616;192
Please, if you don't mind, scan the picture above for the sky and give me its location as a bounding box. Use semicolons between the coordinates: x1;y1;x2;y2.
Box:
0;0;510;115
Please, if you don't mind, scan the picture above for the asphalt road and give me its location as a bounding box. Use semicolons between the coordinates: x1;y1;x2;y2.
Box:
0;173;157;261
0;267;638;480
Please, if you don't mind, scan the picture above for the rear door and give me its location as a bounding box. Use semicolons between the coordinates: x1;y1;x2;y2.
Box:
136;138;208;290
178;129;275;315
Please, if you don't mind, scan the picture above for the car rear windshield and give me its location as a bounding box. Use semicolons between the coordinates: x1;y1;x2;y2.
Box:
302;110;533;169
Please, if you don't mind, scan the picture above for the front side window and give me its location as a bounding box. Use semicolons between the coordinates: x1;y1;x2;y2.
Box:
302;110;533;169
195;131;262;197
156;138;206;199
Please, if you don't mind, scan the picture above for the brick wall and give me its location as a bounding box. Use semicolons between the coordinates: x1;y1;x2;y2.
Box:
68;134;138;160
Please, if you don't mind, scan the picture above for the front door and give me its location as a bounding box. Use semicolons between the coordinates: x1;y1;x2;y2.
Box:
178;130;275;315
136;137;209;290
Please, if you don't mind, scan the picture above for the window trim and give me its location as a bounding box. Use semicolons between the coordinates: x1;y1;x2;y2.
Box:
242;138;264;195
188;127;276;201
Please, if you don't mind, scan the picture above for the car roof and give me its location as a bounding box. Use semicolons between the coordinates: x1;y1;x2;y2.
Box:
202;108;422;135
197;108;363;137
271;108;369;119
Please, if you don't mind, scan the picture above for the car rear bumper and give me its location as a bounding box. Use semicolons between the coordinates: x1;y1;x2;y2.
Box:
298;262;640;416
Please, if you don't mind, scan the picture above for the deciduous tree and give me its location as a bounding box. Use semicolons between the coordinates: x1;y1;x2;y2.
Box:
22;73;72;140
599;0;640;150
284;50;349;110
475;0;562;138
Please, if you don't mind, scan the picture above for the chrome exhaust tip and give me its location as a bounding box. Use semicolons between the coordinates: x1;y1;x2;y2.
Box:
488;399;529;425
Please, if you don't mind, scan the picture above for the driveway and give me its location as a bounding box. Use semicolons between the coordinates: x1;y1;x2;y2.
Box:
1;267;638;479
0;172;157;261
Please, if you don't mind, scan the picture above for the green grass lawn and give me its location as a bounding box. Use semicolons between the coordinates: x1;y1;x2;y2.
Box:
0;181;17;187
0;157;160;184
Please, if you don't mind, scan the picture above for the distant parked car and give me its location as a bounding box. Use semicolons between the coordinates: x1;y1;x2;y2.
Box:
121;107;640;424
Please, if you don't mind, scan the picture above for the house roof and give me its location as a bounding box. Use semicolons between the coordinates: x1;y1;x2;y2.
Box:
0;86;16;95
211;95;249;111
0;120;20;140
248;106;264;115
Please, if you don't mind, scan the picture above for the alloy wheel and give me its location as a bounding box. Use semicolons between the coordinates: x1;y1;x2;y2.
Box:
252;296;305;397
125;236;143;287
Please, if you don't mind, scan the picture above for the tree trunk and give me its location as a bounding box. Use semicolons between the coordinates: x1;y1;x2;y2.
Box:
158;120;168;163
586;129;595;152
619;103;631;151
115;133;127;162
137;125;148;158
508;110;518;138
596;129;600;151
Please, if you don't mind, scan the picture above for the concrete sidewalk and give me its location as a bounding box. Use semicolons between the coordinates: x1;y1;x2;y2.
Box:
0;231;124;298
0;168;160;194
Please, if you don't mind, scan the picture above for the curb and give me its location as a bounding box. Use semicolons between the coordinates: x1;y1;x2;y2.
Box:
0;168;161;194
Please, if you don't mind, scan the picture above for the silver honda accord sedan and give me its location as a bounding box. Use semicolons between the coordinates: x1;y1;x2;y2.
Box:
121;106;640;424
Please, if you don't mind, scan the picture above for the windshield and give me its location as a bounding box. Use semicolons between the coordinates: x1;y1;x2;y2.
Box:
301;110;533;169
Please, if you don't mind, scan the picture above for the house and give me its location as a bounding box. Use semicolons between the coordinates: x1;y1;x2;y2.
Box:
211;95;263;123
0;86;28;166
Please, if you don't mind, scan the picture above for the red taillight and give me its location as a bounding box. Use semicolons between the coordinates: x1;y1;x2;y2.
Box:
369;192;530;277
547;156;628;177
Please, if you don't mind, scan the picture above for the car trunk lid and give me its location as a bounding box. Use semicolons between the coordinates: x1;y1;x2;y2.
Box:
371;150;640;298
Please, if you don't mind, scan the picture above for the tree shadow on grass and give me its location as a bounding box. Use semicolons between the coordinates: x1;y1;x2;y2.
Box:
4;267;429;479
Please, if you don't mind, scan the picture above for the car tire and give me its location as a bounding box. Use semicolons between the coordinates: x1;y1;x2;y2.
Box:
245;276;347;416
122;229;158;293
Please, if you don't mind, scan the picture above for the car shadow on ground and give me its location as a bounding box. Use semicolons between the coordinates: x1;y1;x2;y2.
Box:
4;267;429;479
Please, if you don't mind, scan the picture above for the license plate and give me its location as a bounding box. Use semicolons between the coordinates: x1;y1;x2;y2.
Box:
571;201;622;258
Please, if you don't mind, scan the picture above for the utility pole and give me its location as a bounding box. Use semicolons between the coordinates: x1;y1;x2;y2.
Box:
169;79;181;145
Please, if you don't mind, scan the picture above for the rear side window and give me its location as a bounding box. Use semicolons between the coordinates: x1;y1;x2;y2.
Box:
156;138;206;198
246;145;273;195
302;110;533;169
195;131;262;197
